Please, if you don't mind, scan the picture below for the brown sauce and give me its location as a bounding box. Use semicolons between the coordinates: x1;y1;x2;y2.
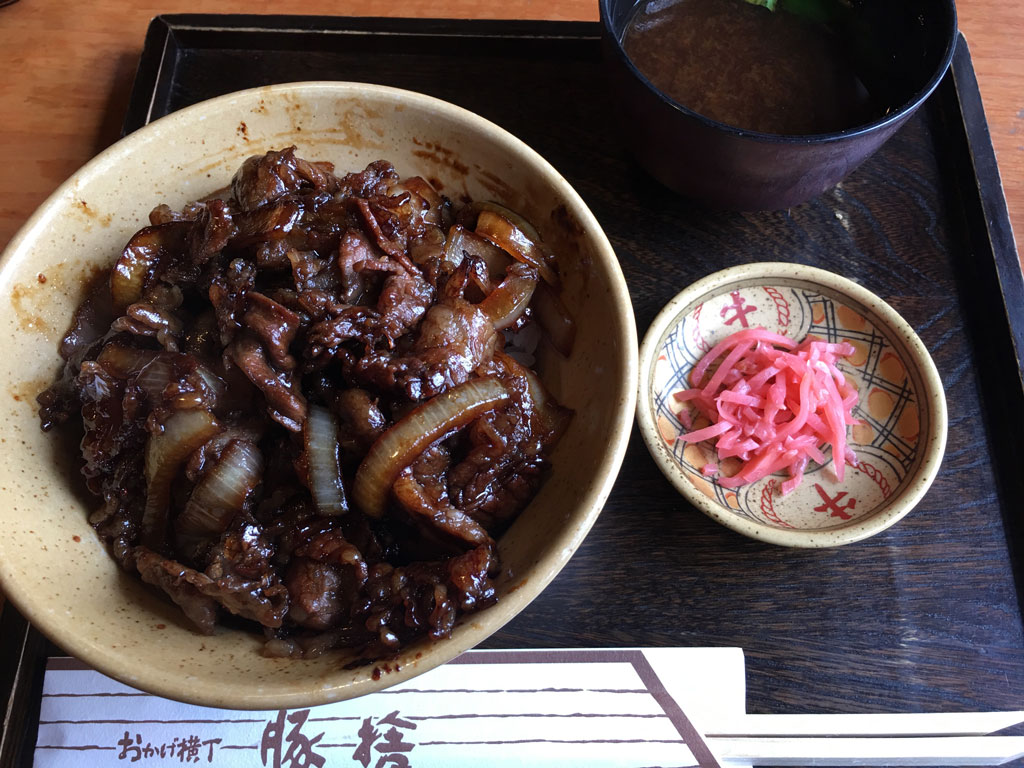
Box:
622;0;876;135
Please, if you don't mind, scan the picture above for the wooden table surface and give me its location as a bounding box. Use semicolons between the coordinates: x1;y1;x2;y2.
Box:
0;0;1021;263
0;1;1021;601
1;1;1024;725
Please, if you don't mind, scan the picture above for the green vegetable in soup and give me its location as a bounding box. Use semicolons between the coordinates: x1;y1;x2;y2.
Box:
742;0;841;25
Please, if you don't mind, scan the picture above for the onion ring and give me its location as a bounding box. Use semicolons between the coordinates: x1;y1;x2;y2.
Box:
142;409;222;549
353;376;511;518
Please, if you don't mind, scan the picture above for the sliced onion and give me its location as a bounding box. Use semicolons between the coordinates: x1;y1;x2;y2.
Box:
96;343;158;378
443;225;515;282
304;405;348;515
135;354;176;402
465;201;545;245
463;252;494;301
532;280;576;356
461;228;513;279
475;210;560;288
194;365;227;409
178;439;263;539
142;409;221;549
353;376;511;518
408;225;447;271
479;265;537;330
110;223;187;312
400;176;445;225
105;348;225;411
442;224;467;274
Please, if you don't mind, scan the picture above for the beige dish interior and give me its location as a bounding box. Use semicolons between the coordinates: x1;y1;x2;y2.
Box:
0;83;637;709
637;262;947;548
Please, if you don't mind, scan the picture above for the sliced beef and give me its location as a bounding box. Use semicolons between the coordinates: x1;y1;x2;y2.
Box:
337;229;377;304
202;525;289;627
336;159;399;199
110;303;184;351
228;332;307;431
352;297;498;400
376;270;434;345
40;150;568;658
209;258;257;346
244;292;301;371
231;146;340;212
393;470;492;549
334;388;386;461
134;546;220;634
285;526;368;630
361;544;497;648
448;404;545;530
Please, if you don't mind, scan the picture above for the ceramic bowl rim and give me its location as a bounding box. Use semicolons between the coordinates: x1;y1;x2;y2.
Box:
636;262;948;548
0;81;639;708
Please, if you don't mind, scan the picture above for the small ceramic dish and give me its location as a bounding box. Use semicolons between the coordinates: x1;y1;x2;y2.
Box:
637;263;947;547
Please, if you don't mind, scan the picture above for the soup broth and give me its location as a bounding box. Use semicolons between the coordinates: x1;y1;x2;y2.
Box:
621;0;877;135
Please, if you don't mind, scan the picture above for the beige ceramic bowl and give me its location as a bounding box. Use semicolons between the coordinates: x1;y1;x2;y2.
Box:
0;82;637;708
637;263;947;547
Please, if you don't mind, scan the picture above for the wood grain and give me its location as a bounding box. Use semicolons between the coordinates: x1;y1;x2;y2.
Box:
1;0;1023;719
0;1;1019;260
3;15;1022;722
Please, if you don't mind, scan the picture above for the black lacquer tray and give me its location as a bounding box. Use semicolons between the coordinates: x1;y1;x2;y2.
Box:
4;14;1024;767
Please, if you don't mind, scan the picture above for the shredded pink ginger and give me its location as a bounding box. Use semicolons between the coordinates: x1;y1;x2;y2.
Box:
674;327;861;495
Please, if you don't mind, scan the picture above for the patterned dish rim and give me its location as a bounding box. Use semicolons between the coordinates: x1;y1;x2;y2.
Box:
636;262;948;547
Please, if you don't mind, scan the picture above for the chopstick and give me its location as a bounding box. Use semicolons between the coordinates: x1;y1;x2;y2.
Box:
710;736;1024;766
701;712;1024;766
704;711;1024;737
